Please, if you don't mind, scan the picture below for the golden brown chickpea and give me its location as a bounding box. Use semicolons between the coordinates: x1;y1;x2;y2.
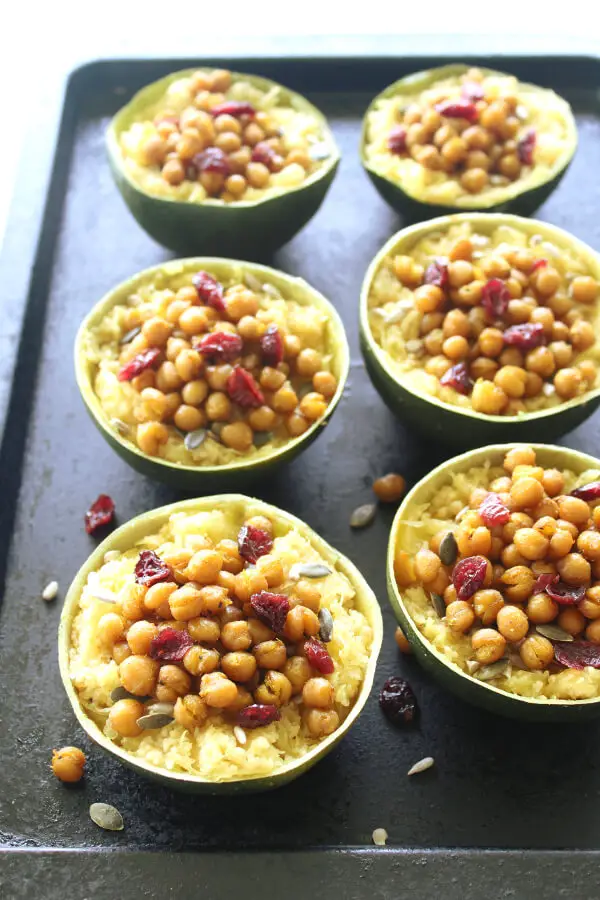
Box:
291;581;321;614
571;275;599;304
299;392;328;421
154;364;183;396
293;349;322;379
471;380;508;415
392;626;412;654
503;446;536;473
311;371;337;399
500;565;535;602
98;612;125;647
167;584;203;621
221;651;258;683
577;530;600;561
254;639;287;670
412;547;441;583
501;544;527;569
112;642;132;664
200;672;238;708
255;555;285;588
513;527;549;561
578;359;597;386
494;365;527;399
471;628;507;664
158;664;191;697
271;384;299;414
247;617;275;645
580;587;600;619
499;347;525;369
446;260;473;288
457;525;493;558
478;328;504;358
496;605;529;642
442;335;469;361
259;366;286;392
142;316;172;347
586;619;600;643
304;708;339;737
421;312;445;335
227;686;255;714
425;355;452;378
470;357;499;381
184;548;222;585
255;670;293;707
510;476;544;510
373;473;406;504
520;634;554;670
460;168;489;193
186;617;220;644
119;655;159;697
197;585;229;615
220;620;252;652
51;746;86;783
137;421;169;456
202;392;230;422
548;341;573;370
413;284;443;314
497;153;521;180
174;404;205;432
284;606;320;642
233;570;269;604
180;379;208;408
220;603;244;625
173;694;208;731
556;518;580;538
570;320;596;352
162;158;186;185
247;405;277;432
557;552;591;586
524;346;555;379
174;349;204;383
108;699;146;738
446;600;476;633
125;620;158;656
557;495;591;526
557;607;586;635
182;646;219;677
302;676;335;709
526;592;559;624
220;422;253;452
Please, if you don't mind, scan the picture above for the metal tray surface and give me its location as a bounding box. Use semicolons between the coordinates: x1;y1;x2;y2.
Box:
2;54;600;899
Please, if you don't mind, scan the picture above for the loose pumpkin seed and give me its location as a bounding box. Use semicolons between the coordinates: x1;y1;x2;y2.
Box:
477;659;511;681
372;827;388;846
136;713;174;730
184;428;208;451
110;686;150;703
430;592;446;618
536;624;575;642
289;562;332;580
89;802;124;832
146;702;176;717
318;608;334;642
350;503;376;529
243;271;263;293
119;326;141;345
42;580;58;602
439;531;458;566
110;418;129;435
253;431;273;448
407;756;434;776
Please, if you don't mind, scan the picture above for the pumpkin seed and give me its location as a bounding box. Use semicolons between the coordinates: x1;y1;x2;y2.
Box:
318;608;334;642
89;802;124;832
110;418;129;435
289;562;332;580
536;624;575;642
372;827;388;846
110;686;150;703
430;592;446;618
262;283;281;299
407;756;434;776
439;531;458;566
309;142;330;161
465;660;481;674
136;713;174;730
243;271;263;293
508;651;529;671
350;503;376;529
253;431;273;448
184;428;208;451
119;326;141;345
42;580;58;601
477;659;510;681
146;702;176;717
211;422;225;438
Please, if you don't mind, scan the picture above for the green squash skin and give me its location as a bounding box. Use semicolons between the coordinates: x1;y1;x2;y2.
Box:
361;64;577;222
107;69;340;257
387;444;600;723
59;495;383;793
75;258;349;490
359;213;600;450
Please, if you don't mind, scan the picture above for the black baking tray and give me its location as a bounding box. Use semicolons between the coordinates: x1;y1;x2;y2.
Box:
2;53;600;900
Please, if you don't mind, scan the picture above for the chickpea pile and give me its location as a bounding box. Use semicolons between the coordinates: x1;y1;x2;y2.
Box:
392;232;599;415
134;69;318;201
396;447;600;673
388;68;538;195
98;514;340;741
115;272;337;457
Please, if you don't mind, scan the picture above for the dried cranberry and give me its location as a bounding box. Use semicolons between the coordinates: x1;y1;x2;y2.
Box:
503;322;545;351
554;641;600;670
452;556;488;601
387;126;407;155
517;128;536;165
236;704;281;728
531;258;548;273
545;581;586;605
250;591;290;634
191;271;226;312
227;366;265;408
196;331;243;362
461;81;485;102
481;278;510;319
440;362;473;395
479;492;511;526
134;550;172;587
192;147;231;176
434;100;478;123
238;525;273;563
84;494;115;534
117;347;161;382
571;482;600;501
379;676;418;725
149;627;193;663
251;142;278;170
424;260;449;289
532;573;559;595
260;325;284;366
304;638;335;675
210;101;256;118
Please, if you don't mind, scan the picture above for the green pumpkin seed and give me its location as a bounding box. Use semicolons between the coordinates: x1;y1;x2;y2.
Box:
119;326;141;345
350;504;376;529
136;713;174;730
536;624;575;642
477;659;510;681
146;702;176;717
439;532;458;566
89;803;124;832
243;271;263;293
110;418;129;435
184;428;207;451
289;562;332;580
110;686;149;703
253;431;273;448
318;608;334;642
430;592;446;618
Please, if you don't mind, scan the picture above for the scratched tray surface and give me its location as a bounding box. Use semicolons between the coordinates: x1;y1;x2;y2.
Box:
2;56;600;857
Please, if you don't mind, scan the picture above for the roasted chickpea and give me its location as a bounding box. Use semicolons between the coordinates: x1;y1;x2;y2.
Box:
513;527;549;561
98;612;124;647
108;699;145;738
200;672;238;708
284;606;320;642
510;476;544;510
496;605;529;642
586;619;600;643
221;620;252;651
119;655;159;697
284;655;314;693
557;495;590;526
158;664;191;698
254;639;287;670
446;600;476;633
221;651;257;683
296;348;322;378
174;694;208;730
247;617;275;645
187;616;220;644
304;708;339;737
137;421;169;456
126;620;158;656
500;565;535;602
571;275;599;304
471;628;506;664
556;552;591;586
472;588;504;625
112;642;132;664
554;368;583;399
471;380;508;415
526;592;559;624
520;634;554;670
51;746;86;783
302;676;334;709
414;548;442;583
557;607;586;635
185;549;222;584
168;584;204;621
313;371;338;399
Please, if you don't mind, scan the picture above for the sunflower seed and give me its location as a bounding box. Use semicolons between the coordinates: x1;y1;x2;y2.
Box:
253;431;273;448
42;581;58;602
477;659;510;681
110;418;129;435
234;725;247;745
136;713;174;730
289;562;332;580
430;592;446;618
104;550;121;563
318;608;334;642
350;503;376;529
146;702;176;717
243;271;263;293
309;142;330;161
110;686;150;703
439;531;458;566
372;827;388;846
89;803;124;832
407;756;434;776
536;624;575;642
119;326;141;345
184;428;208;451
262;283;281;299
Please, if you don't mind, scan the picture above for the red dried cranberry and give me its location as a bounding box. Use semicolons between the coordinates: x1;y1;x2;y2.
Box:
134;550;172;587
250;591;290;634
571;482;600;501
84;494;115;534
236;704;281;728
251;142;278;170
304;638;334;675
196;331;243;362
440;362;473;395
434;100;478;123
379;676;418;725
503;322;545;350
424;260;448;289
210;101;256;118
532;573;559;595
531;258;548;273
260;325;284;366
149;627;193;663
117;347;161;382
452;556;488;601
191;271;226;312
461;81;485;102
238;525;273;563
481;278;510;319
479;492;511;526
545;581;586;605
554;641;600;669
387;126;407;155
192;147;231;176
227;366;265;408
517;128;536;165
